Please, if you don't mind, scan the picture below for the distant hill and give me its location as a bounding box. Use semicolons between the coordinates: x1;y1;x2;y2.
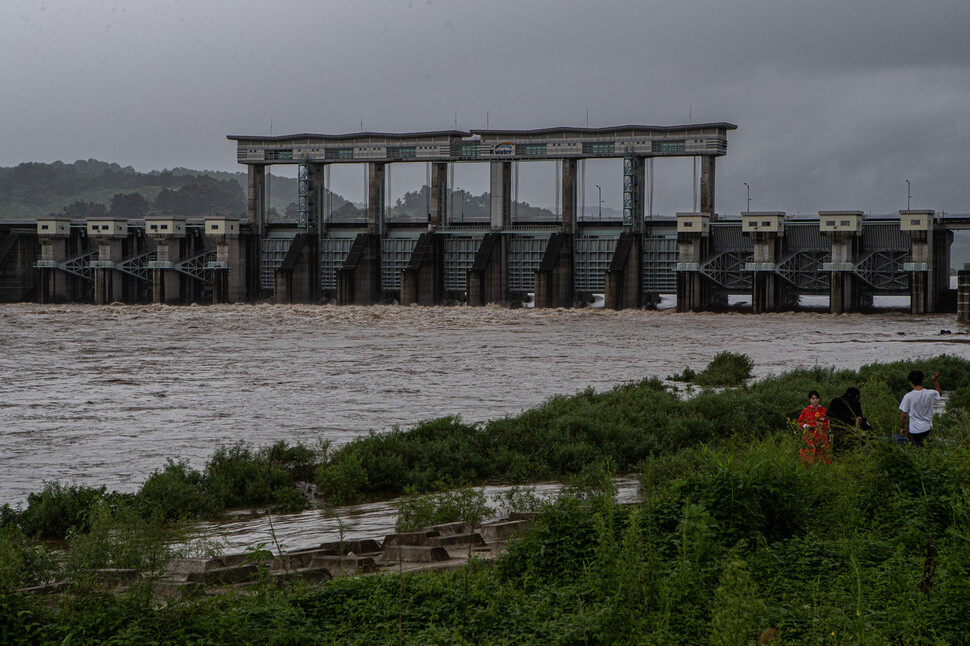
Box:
0;160;323;223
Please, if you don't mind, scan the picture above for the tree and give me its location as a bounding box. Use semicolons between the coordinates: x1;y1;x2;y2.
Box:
108;193;150;219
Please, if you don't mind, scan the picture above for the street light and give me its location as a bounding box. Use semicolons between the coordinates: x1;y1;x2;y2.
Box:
595;184;602;221
743;182;750;212
906;179;911;210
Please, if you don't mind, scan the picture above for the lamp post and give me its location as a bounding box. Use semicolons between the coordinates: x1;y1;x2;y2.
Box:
744;182;750;212
906;179;911;210
595;184;602;221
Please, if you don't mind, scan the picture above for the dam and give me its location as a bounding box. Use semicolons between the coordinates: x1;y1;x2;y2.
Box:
3;123;969;317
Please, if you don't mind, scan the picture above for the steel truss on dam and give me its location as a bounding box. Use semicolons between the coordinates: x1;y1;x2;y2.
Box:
20;123;969;315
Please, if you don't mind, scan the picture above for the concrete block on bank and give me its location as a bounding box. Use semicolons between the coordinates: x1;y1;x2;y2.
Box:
419;522;473;536
151;579;204;600
308;555;379;576
479;519;534;542
380;545;451;563
269;566;333;586
92;568;142;590
320;538;383;555
383;530;440;547
425;532;487;548
186;564;259;586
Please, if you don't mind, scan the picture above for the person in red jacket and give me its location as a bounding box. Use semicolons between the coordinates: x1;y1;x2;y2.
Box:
797;390;831;464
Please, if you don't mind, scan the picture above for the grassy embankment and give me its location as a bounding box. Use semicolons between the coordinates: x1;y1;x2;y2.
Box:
2;353;970;643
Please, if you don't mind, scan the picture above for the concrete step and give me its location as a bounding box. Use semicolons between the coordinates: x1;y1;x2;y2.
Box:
425;532;487;548
479;519;534;542
379;545;451;563
383;530;440;547
419;521;473;536
307;555;379;576
186;564;260;585
319;538;383;555
269;566;333;585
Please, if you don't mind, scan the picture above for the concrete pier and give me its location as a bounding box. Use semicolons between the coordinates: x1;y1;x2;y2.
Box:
533;233;574;308
958;269;970;324
400;233;444;306
336;234;382;305
0;223;40;302
467;233;505;306
675;213;713;312
742;212;788;313
207;216;245;303
146;215;187;305
604;232;641;309
274;233;320;304
89;215;131;305
901;210;952;314
820;211;865;313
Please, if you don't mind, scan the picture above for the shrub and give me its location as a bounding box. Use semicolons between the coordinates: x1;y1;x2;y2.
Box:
694;352;754;387
18;482;110;539
0;526;59;591
394;487;493;532
314;453;369;506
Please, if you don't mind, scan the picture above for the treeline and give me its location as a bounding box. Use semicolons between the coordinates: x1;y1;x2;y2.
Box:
0;160;246;221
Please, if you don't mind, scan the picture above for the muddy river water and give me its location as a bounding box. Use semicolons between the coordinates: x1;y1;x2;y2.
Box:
1;302;967;550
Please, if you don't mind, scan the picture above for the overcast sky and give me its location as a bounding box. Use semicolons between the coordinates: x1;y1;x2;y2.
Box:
3;0;969;215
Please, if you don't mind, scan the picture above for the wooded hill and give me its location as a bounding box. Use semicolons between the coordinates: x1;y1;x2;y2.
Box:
0;159;562;224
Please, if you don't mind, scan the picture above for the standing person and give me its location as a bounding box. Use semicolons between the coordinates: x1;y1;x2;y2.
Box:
827;387;871;453
798;390;831;464
899;370;942;448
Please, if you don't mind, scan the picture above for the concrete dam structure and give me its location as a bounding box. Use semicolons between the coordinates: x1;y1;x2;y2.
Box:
4;123;969;316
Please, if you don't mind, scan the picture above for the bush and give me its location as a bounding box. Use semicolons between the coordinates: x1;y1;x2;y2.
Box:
394;487;493;532
0;526;59;591
18;482;111;539
694;352;754;387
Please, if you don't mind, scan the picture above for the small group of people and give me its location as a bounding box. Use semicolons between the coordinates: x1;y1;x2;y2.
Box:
797;369;942;464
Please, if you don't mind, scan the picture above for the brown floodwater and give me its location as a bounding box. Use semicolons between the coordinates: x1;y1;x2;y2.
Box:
1;302;967;549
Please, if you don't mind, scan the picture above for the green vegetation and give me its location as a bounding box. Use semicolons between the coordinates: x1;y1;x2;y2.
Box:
2;355;970;643
670;351;754;387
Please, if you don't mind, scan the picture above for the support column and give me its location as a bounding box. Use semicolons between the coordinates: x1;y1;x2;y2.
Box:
675;213;713;312
274;234;320;304
431;162;449;228
958;267;970;324
534;233;574;308
206;216;244;303
699;156;716;219
561;159;578;234
901;210;934;314
820;211;864;314
604;232;641;309
400;233;444;306
146;215;186;305
489;162;511;230
88;216;129;304
247;165;268;301
742;212;787;313
247;165;266;234
467;233;505;306
35;218;72;303
367;162;385;235
336;233;382;305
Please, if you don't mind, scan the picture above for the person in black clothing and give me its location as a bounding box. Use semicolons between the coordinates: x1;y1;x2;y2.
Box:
827;387;871;453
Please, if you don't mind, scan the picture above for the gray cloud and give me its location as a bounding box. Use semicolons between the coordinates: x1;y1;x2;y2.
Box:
2;0;969;215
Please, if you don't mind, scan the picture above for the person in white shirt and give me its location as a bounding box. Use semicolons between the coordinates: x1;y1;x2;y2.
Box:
899;370;942;448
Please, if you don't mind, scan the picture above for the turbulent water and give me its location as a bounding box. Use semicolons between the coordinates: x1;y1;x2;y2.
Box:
1;302;968;549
